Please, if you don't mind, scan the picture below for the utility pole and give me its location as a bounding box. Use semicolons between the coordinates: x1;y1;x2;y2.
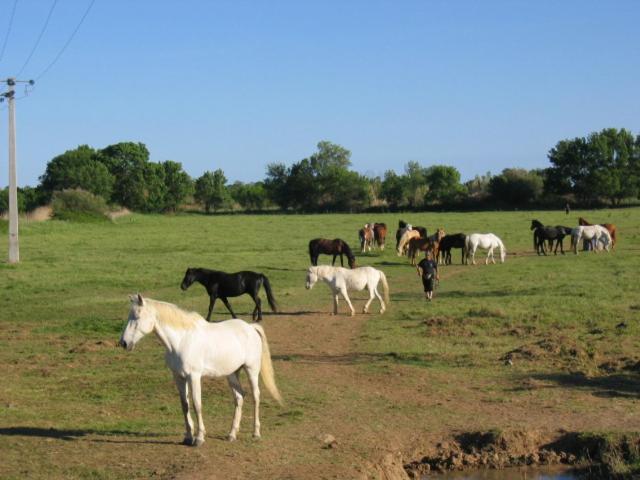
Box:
2;77;34;264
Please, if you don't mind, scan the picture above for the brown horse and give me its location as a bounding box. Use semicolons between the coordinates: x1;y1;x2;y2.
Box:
309;238;356;268
358;224;375;253
407;228;445;265
373;223;387;250
579;217;617;248
395;220;427;250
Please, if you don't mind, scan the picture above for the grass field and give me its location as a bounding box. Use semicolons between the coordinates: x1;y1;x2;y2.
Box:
1;208;639;479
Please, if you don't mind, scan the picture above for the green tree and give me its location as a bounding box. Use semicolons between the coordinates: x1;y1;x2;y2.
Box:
39;145;114;200
195;170;230;213
380;170;407;209
264;163;291;210
423;165;466;204
490;168;543;205
229;181;268;210
161;161;193;211
99;142;151;210
546;128;639;205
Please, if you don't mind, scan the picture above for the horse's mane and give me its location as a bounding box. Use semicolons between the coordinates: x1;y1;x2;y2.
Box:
147;299;203;329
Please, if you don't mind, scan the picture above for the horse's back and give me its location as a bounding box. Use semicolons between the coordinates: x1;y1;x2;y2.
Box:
173;319;262;377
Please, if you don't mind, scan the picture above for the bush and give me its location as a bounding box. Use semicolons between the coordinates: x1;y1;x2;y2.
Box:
51;189;110;222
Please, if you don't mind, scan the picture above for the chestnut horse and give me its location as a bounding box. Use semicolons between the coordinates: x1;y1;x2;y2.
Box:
407;228;446;265
579;217;617;248
358;224;375;253
373;223;387;250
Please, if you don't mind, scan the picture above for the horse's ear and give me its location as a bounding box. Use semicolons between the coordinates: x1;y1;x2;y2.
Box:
137;293;144;306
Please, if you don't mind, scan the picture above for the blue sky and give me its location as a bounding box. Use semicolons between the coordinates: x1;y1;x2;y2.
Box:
1;0;639;187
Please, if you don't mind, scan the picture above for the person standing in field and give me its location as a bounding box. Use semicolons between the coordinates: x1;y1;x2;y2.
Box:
565;202;570;215
417;251;439;301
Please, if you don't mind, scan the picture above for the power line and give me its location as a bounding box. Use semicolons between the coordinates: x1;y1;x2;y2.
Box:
34;0;96;81
0;0;19;64
16;0;58;77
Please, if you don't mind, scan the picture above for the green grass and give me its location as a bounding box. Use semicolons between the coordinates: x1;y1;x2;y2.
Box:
1;208;639;478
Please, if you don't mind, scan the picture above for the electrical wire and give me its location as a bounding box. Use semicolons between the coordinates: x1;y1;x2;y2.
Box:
16;0;58;77
34;0;96;81
0;0;19;64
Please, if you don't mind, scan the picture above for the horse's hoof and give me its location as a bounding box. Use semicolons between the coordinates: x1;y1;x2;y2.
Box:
194;437;205;447
350;312;356;317
253;433;261;440
182;437;193;446
227;434;237;442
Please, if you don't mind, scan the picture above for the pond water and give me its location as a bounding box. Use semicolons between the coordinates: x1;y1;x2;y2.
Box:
431;466;582;479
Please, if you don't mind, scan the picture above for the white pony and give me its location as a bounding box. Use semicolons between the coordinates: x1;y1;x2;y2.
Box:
119;294;283;446
305;265;389;316
571;225;611;254
396;229;421;256
465;233;506;265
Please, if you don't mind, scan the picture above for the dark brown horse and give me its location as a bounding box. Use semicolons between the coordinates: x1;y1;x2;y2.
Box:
438;233;467;265
309;238;356;268
579;217;617;248
373;223;387;251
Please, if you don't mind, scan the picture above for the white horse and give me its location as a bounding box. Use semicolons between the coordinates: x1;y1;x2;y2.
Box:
571;225;611;254
396;229;421;256
305;265;389;316
119;294;283;446
465;233;506;265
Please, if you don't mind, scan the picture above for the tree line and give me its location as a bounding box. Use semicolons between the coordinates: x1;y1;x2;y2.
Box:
1;127;639;215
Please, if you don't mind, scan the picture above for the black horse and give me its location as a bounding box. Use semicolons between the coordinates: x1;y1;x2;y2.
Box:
530;220;572;255
308;238;356;268
180;267;278;322
395;220;428;250
438;233;467;265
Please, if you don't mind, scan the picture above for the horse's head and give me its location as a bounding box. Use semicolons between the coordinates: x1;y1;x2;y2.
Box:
530;220;542;230
119;294;156;351
578;217;591;226
305;267;318;290
180;268;197;291
347;256;356;269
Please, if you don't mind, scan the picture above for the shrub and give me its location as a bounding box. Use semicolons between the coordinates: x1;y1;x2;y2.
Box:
51;189;110;222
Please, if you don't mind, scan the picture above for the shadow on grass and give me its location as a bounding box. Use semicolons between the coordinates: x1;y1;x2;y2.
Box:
445;287;543;298
273;351;432;368
528;372;640;399
0;426;175;444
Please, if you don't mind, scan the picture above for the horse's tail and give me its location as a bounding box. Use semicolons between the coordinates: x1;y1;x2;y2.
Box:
261;274;278;313
252;324;284;406
379;270;390;305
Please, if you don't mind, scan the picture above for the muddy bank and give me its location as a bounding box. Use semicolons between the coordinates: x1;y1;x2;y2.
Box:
404;430;640;479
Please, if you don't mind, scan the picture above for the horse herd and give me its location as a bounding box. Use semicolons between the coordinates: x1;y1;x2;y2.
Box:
118;215;617;447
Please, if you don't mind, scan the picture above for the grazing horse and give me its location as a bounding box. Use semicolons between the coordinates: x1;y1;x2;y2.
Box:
181;268;278;322
119;295;283;446
305;265;389;316
530;220;572;255
308;238;356;269
395;220;427;250
465;233;506;265
358;224;375;253
396;229;421;256
438;233;467;265
373;223;387;250
579;217;617;248
407;228;445;265
572;225;612;254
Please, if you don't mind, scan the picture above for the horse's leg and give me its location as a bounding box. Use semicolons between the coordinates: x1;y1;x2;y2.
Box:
332;290;339;315
372;283;385;314
363;285;375;314
174;374;194;445
245;365;261;438
221;297;237;319
226;372;245;441
188;374;206;446
206;296;217;321
250;288;262;321
332;254;337;266
340;288;356;316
